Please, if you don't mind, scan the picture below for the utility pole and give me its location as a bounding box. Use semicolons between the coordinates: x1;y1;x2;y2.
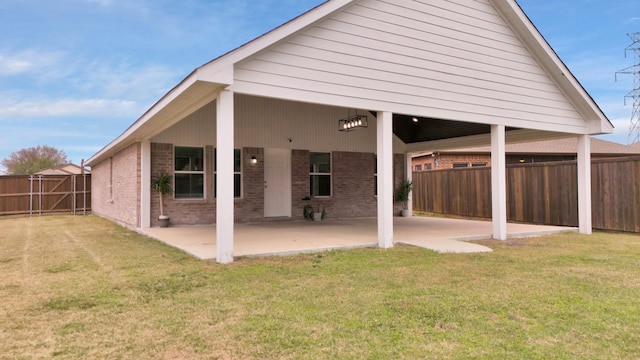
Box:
616;33;640;145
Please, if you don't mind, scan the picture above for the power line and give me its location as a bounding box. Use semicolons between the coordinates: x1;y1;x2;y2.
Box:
616;32;640;145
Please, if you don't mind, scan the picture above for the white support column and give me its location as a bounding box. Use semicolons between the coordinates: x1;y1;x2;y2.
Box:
377;111;394;249
405;152;413;217
577;135;592;234
216;89;235;264
491;125;507;240
140;140;151;228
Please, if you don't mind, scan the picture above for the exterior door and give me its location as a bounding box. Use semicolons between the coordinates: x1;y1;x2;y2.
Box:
264;148;291;217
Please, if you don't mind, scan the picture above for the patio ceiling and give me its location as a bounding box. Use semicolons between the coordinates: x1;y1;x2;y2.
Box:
392;113;519;144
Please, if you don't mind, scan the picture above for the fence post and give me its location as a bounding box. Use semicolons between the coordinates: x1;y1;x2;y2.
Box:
29;175;33;217
38;175;42;216
70;175;77;215
83;174;87;215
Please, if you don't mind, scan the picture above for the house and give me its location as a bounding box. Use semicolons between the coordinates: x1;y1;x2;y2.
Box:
85;0;612;263
412;137;640;171
35;163;90;175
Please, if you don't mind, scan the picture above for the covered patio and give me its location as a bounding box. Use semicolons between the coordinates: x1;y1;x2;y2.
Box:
141;216;576;260
86;0;612;264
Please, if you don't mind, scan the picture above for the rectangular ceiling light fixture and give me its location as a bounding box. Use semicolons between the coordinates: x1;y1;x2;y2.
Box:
339;114;368;132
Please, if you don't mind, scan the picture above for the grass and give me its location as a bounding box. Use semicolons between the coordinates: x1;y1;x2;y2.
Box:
1;215;639;359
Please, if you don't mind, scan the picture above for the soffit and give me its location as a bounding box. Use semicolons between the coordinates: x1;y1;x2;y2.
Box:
392;114;517;144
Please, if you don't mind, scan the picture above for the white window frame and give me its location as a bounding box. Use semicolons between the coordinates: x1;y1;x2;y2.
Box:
174;146;205;200
374;155;378;197
214;148;242;199
309;151;332;197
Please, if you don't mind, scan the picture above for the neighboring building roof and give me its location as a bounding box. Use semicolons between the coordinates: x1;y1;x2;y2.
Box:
629;141;640;150
413;137;640;157
35;163;90;175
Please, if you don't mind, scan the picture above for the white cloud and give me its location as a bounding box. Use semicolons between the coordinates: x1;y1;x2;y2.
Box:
0;50;62;76
0;47;182;120
0;98;139;119
78;60;182;99
0;55;31;75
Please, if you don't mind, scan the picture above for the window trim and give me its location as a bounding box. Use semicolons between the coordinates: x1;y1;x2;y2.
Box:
374;155;378;197
174;145;205;200
309;151;332;197
214;148;243;199
452;162;469;169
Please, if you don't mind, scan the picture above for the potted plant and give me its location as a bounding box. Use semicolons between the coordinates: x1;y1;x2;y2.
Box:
302;195;325;221
395;180;413;217
151;172;172;227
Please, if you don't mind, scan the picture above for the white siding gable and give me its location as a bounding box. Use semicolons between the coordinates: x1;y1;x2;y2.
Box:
231;0;586;134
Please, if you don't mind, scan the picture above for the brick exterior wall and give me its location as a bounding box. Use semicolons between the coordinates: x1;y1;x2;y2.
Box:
150;144;265;226
331;151;378;218
145;143;407;226
236;147;265;222
91;142;141;228
292;150;379;220
291;149;311;220
150;143;213;226
413;154;491;171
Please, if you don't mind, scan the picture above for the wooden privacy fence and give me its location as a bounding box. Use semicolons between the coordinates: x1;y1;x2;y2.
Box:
0;174;91;216
412;156;640;233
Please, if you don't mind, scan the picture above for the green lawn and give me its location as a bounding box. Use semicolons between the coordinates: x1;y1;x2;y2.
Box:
1;215;639;359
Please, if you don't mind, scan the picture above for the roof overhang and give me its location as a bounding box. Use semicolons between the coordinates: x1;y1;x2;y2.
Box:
86;0;354;166
85;70;227;166
87;0;613;166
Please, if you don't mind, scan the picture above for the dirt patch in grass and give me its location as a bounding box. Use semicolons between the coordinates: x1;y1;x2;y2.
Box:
1;216;640;359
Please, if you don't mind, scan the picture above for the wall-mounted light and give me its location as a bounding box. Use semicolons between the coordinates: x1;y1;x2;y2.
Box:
412;117;419;123
519;158;525;163
251;156;257;164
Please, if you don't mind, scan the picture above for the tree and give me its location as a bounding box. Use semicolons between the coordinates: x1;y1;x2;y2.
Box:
1;145;68;175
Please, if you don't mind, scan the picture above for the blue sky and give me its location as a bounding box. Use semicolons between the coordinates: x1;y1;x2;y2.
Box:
0;0;638;172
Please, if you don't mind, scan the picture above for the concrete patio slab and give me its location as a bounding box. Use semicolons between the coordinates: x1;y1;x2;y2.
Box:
141;216;576;260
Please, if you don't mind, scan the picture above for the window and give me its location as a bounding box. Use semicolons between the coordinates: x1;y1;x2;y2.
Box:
374;156;378;196
310;152;331;196
472;162;487;167
214;148;242;198
175;146;204;199
425;163;432;170
453;162;469;168
415;164;422;171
